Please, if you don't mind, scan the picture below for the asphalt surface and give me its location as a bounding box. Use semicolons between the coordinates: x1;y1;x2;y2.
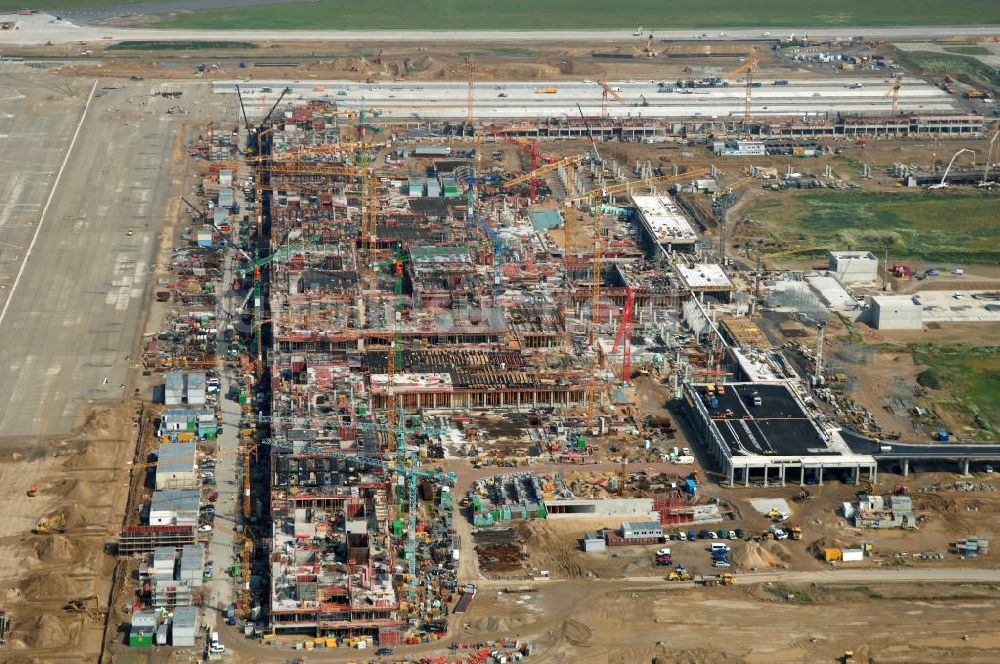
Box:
0;77;170;437
2;12;1000;46
221;78;958;120
0;76;230;438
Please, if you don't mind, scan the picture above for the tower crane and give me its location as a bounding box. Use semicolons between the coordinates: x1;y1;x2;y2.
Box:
234;242;307;366
569;167;711;202
596;75;626;117
466;55;479;127
373;251;411;427
612;288;637;384
726;48;758;123
501;155;586;190
884;76;903;115
482;126;557;202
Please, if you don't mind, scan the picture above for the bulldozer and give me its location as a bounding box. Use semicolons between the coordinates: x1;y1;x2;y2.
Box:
33;514;66;534
667;568;691;581
792;488;812;502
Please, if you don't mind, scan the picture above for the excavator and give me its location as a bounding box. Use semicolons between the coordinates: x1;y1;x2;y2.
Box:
33;514;66;534
63;595;106;622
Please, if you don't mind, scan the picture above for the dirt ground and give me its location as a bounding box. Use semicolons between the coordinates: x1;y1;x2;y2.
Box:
0;400;140;661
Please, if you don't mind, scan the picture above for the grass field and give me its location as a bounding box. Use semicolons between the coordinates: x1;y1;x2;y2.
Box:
896;49;1000;87
913;345;1000;439
143;0;1000;30
943;45;992;55
106;40;258;50
746;192;1000;265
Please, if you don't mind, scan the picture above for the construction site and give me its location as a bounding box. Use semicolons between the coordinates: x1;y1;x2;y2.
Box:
2;9;1000;663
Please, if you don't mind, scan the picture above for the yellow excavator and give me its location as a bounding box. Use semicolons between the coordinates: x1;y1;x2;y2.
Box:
33;514;67;534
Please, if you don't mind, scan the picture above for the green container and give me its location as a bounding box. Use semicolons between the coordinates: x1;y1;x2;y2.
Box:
129;633;153;648
238;393;248;405
392;519;404;536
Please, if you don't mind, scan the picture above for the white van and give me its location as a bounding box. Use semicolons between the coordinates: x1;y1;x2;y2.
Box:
710;542;731;552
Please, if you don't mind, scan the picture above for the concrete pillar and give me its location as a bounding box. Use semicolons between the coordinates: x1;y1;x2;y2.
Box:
763;465;768;488
744;466;750;487
961;458;970;476
854;464;861;483
780;464;786;487
871;464;877;484
818;466;823;486
902;458;909;477
799;465;805;487
728;465;734;487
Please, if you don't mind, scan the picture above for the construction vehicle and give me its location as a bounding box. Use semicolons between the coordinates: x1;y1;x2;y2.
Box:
788;525;803;541
792;488;813;502
534;87;557;94
63;595;104;620
27;485;37;497
765;507;786;521
892;263;914;278
667;565;691;581
894;484;911;495
33;514;66;534
699;573;735;586
964;89;987;99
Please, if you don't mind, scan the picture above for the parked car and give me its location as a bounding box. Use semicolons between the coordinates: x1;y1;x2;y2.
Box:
377;648;395;656
713;560;731;568
199;524;213;532
209;644;225;654
698;530;711;539
656;548;671;557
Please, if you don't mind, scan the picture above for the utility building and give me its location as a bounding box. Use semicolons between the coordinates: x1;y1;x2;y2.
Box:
828;251;878;284
869;295;923;330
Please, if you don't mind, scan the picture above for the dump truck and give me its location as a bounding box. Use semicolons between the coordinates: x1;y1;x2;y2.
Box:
698;573;735;586
534;87;558;94
454;583;477;614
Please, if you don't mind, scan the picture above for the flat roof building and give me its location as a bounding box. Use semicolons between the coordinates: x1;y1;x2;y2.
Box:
828;251;878;284
685;381;876;487
631;195;698;252
869;295;923;330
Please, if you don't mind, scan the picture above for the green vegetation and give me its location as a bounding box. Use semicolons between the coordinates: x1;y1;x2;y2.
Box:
107;40;258;51
943;45;991;56
766;583;815;603
912;345;1000;438
746;192;1000;265
149;0;1000;30
896;49;1000;87
916;368;942;390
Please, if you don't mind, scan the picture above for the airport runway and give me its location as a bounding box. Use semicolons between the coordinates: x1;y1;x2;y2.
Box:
219;77;960;120
2;12;1000;46
0;76;191;438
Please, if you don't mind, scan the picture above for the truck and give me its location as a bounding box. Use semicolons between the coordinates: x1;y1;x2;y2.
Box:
698;573;735;586
225;603;237;626
454;583;477;614
534;87;558;94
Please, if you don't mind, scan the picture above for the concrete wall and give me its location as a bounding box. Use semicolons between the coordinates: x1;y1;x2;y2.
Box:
545;498;658;520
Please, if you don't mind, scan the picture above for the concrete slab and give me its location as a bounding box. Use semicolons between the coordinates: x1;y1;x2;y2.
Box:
748;498;792;516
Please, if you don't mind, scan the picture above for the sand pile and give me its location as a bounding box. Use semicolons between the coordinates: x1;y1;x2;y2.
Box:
23;614;70;649
20;571;80;599
35;535;76;563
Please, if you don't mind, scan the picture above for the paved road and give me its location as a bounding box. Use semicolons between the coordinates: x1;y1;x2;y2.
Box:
3;12;1000;46
472;566;1000;589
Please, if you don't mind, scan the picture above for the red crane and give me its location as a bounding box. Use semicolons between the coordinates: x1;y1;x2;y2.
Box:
483;126;557;202
612;289;636;383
